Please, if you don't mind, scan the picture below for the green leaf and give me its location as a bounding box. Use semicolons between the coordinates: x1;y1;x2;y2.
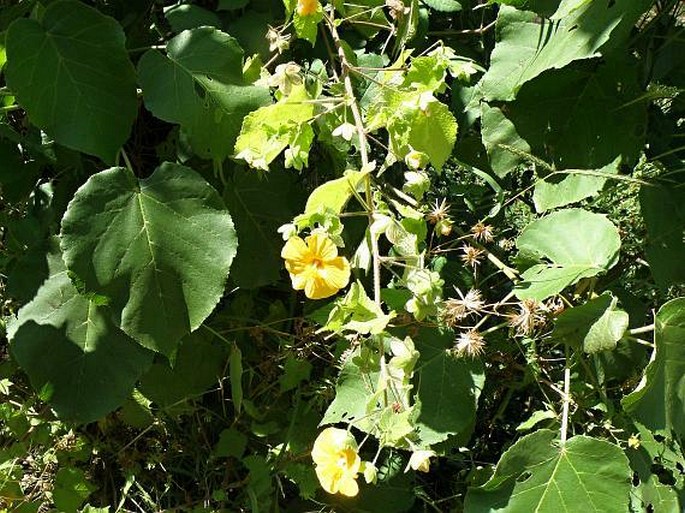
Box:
323;281;395;335
234;85;316;170
640;185;685;289
405;100;457;170
279;357;312;393
414;328;485;445
479;1;647;101
138;27;271;161
164;4;221;32
321;348;379;431
301;169;369;219
514;208;621;300
8;271;153;424
60;163;237;356
138;331;228;408
480;104;531;178
533;158;620;212
293;6;323;45
465;430;632;513
490;59;646;170
553;292;629;353
53;467;96;513
214;428;247;459
623;299;685;437
224;167;304;289
421;0;462;12
5;0;137;163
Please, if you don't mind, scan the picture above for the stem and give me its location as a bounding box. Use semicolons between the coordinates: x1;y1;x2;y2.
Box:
325;10;381;308
560;346;571;446
629;323;655;335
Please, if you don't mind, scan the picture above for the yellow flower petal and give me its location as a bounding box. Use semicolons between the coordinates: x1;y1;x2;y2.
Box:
281;236;310;261
318;256;350;290
304;275;338;300
337;475;359;497
306;232;338;261
311;428;362;496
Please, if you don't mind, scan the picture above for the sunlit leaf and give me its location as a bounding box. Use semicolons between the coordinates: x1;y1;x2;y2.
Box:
514;208;621;300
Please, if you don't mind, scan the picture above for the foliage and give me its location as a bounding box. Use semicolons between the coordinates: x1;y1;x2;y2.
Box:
0;0;684;512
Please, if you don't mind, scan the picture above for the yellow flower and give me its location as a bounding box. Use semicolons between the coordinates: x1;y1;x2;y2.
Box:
281;232;351;300
296;0;319;16
311;427;362;496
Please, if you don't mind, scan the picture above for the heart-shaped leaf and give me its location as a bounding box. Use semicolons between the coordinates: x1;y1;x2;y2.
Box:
60;163;237;356
138;27;271;161
465;430;632;513
5;0;137;163
514;208;620;300
8;269;153;423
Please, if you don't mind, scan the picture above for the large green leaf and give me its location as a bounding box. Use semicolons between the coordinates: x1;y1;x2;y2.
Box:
514;208;621;300
224;167;304;289
552;292;629;354
60;163;237;356
414;328;485;445
492;60;646;170
640;185;685;289
623;299;685;437
533;158;620;212
8;270;153;424
138;27;271;161
465;430;632;513
478;0;650;101
5;0;137;163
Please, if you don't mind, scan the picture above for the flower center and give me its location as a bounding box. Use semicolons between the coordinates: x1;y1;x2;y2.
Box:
311;257;324;269
337;448;356;470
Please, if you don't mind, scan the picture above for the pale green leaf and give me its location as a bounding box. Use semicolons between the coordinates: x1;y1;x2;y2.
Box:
623;298;685;437
323;281;395;335
8;270;153;424
301;169;368;218
553;293;629;353
5;0;137;163
293;7;323;45
465;430;632;513
514;208;621;300
533;158;620;212
234;85;315;170
60;163;237;356
138;27;271;161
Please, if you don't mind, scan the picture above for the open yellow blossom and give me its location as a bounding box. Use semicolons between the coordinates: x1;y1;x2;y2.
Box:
281;232;351;300
311;427;361;496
